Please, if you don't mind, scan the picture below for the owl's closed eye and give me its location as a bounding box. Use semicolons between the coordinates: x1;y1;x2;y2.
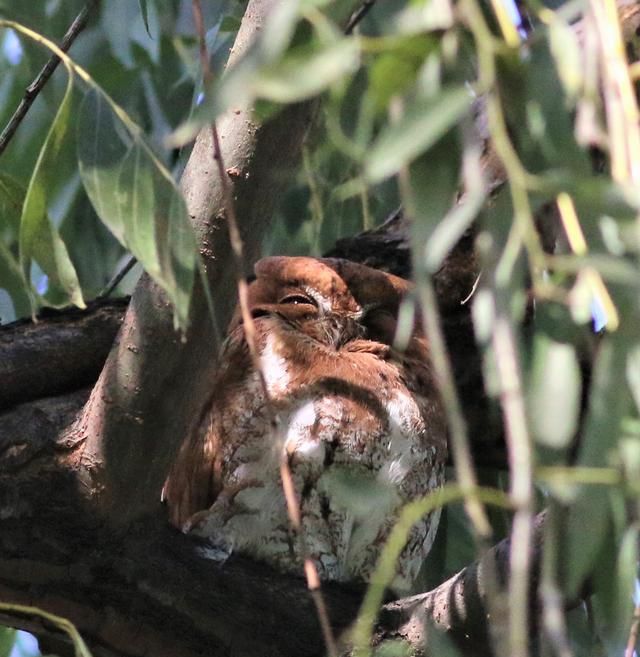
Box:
164;256;446;588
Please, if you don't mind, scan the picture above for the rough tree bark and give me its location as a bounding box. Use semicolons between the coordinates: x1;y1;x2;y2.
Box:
2;3;640;657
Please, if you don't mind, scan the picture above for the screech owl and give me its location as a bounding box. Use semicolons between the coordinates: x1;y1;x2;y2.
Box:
163;256;447;589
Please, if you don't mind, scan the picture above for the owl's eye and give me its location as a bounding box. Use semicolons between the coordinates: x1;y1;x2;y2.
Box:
279;294;317;306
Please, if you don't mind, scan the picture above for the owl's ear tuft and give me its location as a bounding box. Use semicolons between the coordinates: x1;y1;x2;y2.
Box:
321;258;411;310
254;256;296;282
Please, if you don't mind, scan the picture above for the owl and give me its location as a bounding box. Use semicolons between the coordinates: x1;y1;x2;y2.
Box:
164;256;447;590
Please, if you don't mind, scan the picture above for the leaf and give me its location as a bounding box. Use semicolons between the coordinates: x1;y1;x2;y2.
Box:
626;345;640;414
19;72;84;312
591;520;638;656
0;602;91;657
424;185;486;272
0;240;31;318
528;335;582;449
219;15;241;33
318;466;400;519
168;0;332;146
547;14;582;100
0;171;26;238
562;339;633;596
77;88;195;329
252;38;361;103
0;626;16;657
138;0;151;37
365;86;472;182
411;134;462;250
368;35;437;112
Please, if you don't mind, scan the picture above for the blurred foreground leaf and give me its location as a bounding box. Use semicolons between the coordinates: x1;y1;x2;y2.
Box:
365;87;472;183
528;335;581;449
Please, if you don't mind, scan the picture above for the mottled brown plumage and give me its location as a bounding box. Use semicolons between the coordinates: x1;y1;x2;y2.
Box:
164;256;446;589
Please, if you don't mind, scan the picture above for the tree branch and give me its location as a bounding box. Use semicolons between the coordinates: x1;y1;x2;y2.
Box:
0;299;126;410
72;0;355;522
0;426;547;657
0;0;101;157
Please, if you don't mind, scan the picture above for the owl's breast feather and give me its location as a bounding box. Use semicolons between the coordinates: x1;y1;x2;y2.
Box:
192;333;445;588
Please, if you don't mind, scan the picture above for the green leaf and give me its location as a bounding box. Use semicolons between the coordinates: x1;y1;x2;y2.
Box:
19;72;84;312
318;465;400;519
138;0;151;37
0;626;16;657
562;339;633;596
168;0;339;147
547;14;582;100
528;335;581;449
591;521;638;656
252;38;361;103
0;240;31;318
365;86;472;182
626;345;640;414
424;185;486;273
411;134;462;249
220;15;242;33
77;88;195;329
0;172;30;318
368;36;437;112
0;171;26;239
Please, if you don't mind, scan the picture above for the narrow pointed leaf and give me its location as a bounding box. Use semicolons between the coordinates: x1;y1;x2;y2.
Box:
529;336;581;448
78;88;196;328
19;74;84;311
365;86;472;183
0;241;31;318
138;0;151;37
252;38;361;103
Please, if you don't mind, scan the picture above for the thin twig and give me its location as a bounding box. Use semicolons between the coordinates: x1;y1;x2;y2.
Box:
540;506;573;657
0;0;100;158
345;0;376;35
461;1;540;654
190;3;338;655
98;256;137;299
415;276;492;539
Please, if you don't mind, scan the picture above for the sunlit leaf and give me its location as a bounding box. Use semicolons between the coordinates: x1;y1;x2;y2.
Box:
528;335;581;449
168;0;341;146
19;73;84;312
365;86;472;182
626;346;640;414
318;466;400;520
548;15;582;101
252;38;361;103
77;88;195;328
368;35;437;112
411;134;462;254
424;186;486;272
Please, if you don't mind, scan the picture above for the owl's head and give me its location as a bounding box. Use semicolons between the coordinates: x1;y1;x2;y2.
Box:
230;256;415;348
